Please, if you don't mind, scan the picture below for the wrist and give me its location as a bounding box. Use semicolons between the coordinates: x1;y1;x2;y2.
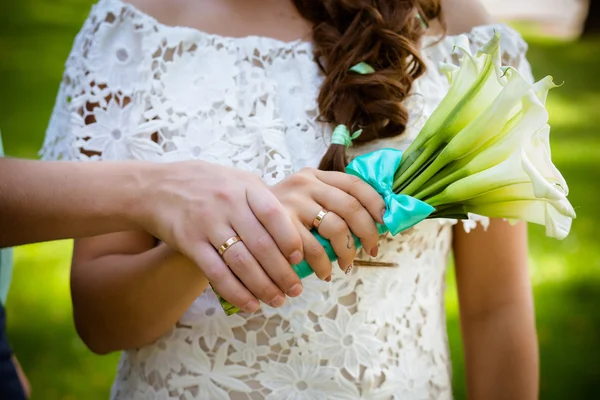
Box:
118;161;159;231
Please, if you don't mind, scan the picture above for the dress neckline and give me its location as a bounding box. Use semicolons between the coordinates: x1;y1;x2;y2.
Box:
112;0;314;52
110;0;506;54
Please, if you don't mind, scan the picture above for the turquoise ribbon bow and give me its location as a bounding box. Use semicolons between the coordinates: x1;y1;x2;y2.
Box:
292;148;435;279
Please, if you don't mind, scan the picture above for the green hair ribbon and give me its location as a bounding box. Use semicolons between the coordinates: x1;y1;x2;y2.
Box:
349;62;375;75
331;124;362;148
416;12;427;29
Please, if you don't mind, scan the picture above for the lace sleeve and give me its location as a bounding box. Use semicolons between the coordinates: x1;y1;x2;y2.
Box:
40;0;163;162
39;23;90;162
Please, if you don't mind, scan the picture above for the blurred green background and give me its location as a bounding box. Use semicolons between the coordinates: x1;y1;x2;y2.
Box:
1;0;599;399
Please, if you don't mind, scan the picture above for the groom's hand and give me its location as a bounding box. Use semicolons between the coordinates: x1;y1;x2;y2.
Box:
133;161;305;313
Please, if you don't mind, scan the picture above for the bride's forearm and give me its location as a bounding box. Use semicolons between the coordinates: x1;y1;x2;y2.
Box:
453;220;538;399
71;243;209;354
461;302;539;400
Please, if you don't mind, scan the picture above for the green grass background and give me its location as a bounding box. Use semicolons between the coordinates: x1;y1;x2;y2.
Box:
1;1;599;398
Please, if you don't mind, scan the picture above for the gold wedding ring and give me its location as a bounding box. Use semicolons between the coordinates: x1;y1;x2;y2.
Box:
313;209;329;229
218;235;242;256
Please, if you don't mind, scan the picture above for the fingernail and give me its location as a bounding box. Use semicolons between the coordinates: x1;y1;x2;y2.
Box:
269;295;285;308
370;246;379;258
324;275;332;282
380;207;386;222
289;250;303;265
243;300;260;313
344;264;354;275
286;283;303;297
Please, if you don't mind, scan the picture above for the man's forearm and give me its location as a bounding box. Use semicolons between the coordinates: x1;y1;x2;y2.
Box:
0;159;154;247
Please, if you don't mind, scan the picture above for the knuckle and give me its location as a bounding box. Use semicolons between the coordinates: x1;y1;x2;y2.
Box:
256;286;280;303
261;202;282;218
287;235;303;252
253;234;274;253
204;263;228;283
290;171;311;186
347;197;363;213
331;220;348;236
305;241;326;259
280;272;300;289
251;175;265;186
228;251;252;272
300;167;317;176
369;229;380;242
228;296;248;310
313;260;333;279
295;168;319;184
348;174;364;188
197;208;214;224
348;246;357;260
213;187;235;204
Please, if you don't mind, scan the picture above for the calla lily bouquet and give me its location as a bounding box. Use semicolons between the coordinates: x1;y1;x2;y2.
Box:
392;31;575;240
216;32;575;315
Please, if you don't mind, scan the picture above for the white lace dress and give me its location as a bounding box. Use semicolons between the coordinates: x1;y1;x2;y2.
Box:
41;1;534;399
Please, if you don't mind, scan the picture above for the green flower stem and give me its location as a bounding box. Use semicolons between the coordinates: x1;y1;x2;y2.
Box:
413;168;468;200
393;146;432;191
393;138;446;192
400;149;454;196
429;203;468;219
426;191;447;208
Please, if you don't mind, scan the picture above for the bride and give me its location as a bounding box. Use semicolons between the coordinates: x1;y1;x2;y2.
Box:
42;0;538;398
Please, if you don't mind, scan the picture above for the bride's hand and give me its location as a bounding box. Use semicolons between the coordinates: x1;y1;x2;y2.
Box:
271;168;386;276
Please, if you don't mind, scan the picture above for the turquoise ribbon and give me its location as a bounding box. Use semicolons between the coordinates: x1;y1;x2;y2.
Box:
331;124;362;148
347;149;436;234
292;148;435;279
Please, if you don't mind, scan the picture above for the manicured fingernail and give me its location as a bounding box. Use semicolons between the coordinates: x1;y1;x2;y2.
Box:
344;264;354;275
289;250;303;265
286;283;303;297
243;300;260;313
380;207;386;222
269;295;285;308
324;275;332;282
370;246;379;258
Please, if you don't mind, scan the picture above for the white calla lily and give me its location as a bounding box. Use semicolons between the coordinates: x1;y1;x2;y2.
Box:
395;32;505;189
427;125;570;207
414;32;505;148
462;183;575;219
413;85;555;200
465;200;573;240
424;121;575;239
402;67;535;195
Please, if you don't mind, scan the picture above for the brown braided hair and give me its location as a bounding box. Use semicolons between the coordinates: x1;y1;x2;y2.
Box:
291;0;443;171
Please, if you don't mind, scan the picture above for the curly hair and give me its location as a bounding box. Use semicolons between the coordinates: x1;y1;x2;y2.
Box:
291;0;443;171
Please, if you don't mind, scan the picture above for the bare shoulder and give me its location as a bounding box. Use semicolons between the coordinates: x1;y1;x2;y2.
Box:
122;0;192;26
116;0;307;42
124;0;167;15
441;0;495;35
119;0;227;35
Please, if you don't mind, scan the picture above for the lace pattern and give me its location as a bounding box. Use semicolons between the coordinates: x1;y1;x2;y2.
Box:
41;1;533;398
